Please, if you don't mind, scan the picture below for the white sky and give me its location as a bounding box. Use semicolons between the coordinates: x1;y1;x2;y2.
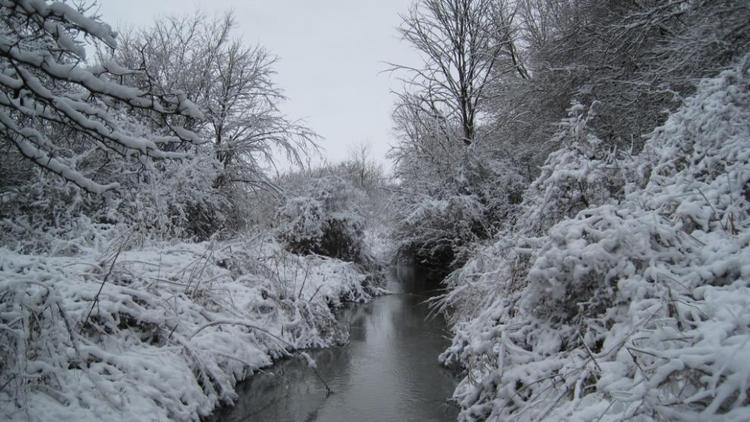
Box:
97;0;418;172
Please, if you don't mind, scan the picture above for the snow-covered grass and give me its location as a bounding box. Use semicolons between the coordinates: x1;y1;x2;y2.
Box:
0;230;382;421
438;57;750;420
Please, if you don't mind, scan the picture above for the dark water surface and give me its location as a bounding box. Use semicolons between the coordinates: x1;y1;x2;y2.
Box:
212;265;459;422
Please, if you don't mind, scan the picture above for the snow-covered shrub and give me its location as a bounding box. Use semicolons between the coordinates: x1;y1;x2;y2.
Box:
439;56;750;421
276;175;368;264
460;151;528;230
0;158;106;254
276;196;325;250
394;149;527;271
395;194;487;270
517;102;635;236
0;148;227;251
111;152;228;241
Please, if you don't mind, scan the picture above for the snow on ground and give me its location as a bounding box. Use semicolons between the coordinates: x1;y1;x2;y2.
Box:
0;231;383;421
438;57;750;420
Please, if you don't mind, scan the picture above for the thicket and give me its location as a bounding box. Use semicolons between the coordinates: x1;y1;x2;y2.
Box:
390;0;750;419
275;148;391;267
438;57;750;421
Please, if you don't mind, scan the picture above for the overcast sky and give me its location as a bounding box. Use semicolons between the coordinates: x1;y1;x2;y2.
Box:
97;0;418;172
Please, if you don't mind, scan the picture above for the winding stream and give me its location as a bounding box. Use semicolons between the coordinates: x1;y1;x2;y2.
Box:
212;265;459;421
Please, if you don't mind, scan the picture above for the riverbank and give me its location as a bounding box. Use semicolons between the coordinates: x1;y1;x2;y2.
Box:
0;232;384;421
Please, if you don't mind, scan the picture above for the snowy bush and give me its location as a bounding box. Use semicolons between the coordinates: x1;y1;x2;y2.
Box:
276;175;369;264
439;56;750;421
394;149;527;271
395;194;487;270
111;152;228;241
0;148;227;252
517;102;635;236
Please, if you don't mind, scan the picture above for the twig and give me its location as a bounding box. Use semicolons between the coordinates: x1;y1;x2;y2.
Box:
625;347;651;382
696;187;728;231
311;364;334;396
185;242;216;297
297;262;311;299
189;319;294;346
578;332;602;373
166;323;179;342
298;352;334;396
83;233;129;327
307;284;324;303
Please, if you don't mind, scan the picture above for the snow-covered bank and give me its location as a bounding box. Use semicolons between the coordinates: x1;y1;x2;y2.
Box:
439;57;750;420
0;233;383;421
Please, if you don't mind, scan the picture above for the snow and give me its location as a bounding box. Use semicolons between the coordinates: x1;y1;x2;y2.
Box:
0;232;381;421
22;0;118;49
438;55;750;421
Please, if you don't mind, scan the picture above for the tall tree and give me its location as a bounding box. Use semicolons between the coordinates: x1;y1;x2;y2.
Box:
112;12;316;191
391;0;500;146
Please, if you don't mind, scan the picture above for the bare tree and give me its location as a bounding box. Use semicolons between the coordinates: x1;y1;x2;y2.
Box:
0;0;202;194
112;12;316;191
390;0;501;146
390;91;464;187
342;143;385;192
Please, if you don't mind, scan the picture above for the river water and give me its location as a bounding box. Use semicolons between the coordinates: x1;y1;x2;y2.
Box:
211;265;459;421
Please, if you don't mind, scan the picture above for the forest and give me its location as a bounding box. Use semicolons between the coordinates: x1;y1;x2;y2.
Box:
1;0;749;421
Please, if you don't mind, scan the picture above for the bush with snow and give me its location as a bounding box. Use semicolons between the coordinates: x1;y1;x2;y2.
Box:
516;102;635;236
394;150;527;271
276;175;371;265
395;193;486;270
439;56;750;421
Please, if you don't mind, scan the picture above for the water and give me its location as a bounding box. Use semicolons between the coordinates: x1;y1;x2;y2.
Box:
210;265;459;422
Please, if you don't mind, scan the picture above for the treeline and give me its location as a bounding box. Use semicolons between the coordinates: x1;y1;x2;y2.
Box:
389;0;749;271
0;3;314;250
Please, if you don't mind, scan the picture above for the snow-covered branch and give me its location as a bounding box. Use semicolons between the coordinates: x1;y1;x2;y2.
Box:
0;0;203;194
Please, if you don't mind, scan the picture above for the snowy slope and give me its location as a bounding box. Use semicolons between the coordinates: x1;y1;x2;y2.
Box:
439;56;750;421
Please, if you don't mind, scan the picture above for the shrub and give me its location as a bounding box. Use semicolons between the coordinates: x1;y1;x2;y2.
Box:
276;176;368;264
394;150;527;272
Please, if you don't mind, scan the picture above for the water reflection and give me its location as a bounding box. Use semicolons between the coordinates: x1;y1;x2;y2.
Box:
209;265;458;422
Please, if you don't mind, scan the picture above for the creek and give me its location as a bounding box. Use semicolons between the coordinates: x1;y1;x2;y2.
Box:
211;264;459;422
